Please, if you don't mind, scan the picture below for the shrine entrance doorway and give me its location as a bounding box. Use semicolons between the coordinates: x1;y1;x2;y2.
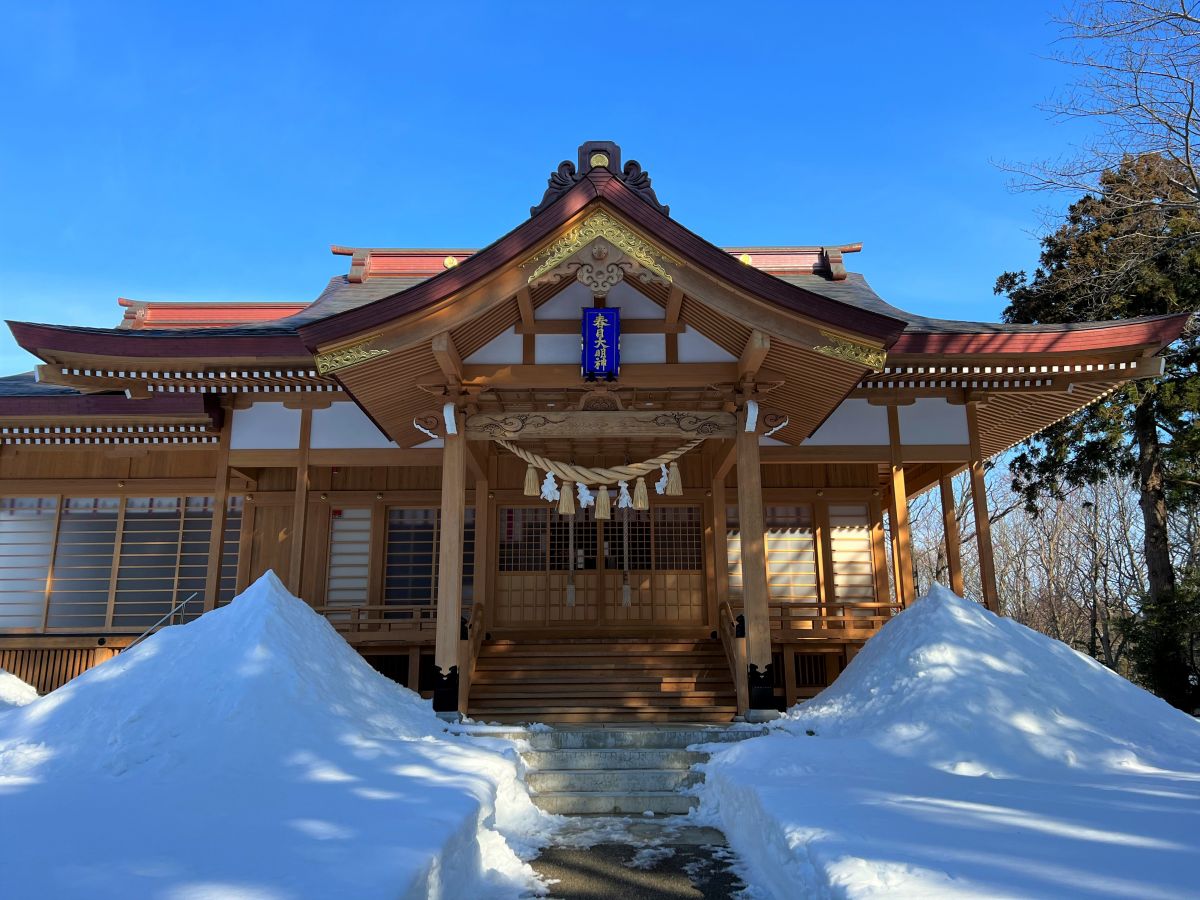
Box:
492;503;707;632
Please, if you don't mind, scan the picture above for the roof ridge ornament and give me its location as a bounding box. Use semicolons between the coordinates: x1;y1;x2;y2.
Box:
531;141;669;216
524;209;679;296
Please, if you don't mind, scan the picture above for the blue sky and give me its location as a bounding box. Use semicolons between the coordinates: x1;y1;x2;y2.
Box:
0;1;1092;374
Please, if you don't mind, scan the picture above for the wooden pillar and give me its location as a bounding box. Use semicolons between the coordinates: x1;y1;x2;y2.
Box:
433;411;467;714
966;401;1001;614
886;405;916;607
939;467;965;596
203;406;232;612
735;407;773;712
286;409;312;596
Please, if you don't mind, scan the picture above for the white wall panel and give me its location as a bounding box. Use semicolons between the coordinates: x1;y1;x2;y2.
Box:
899;398;969;445
621;333;665;363
677;326;735;363
230;403;302;449
310;402;396;449
464;326;523;365
803;399;889;446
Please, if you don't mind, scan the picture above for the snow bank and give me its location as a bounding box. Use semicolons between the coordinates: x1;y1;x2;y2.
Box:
0;572;551;899
700;586;1200;899
0;669;37;710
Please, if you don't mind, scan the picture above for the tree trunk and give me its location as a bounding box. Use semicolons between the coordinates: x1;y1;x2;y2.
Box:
1134;393;1175;602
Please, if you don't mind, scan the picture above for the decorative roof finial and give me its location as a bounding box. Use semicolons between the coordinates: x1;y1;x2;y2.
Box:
531;141;669;216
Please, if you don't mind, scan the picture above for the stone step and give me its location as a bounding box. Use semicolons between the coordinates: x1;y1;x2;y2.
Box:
524;726;766;750
527;767;702;793
531;790;698;816
522;748;708;771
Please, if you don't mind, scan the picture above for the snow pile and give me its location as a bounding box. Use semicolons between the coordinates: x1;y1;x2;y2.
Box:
0;669;37;710
0;571;552;899
700;586;1200;899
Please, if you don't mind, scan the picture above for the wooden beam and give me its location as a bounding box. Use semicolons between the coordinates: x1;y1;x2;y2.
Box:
939;467;965;596
739;330;771;382
712;439;737;482
465;440;487;481
516;286;534;327
433;409;467;713
203;407;232;611
286;409;312;595
735;405;774;712
431;332;463;383
664;285;684;323
516;319;684;335
465;410;735;441
461;363;783;391
966;400;1001;613
887;405;916;607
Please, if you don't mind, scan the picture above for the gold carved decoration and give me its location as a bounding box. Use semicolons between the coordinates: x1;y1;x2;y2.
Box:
314;336;390;375
525;210;677;285
813;332;887;371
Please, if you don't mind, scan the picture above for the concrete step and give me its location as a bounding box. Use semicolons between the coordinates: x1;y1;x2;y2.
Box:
522;748;708;771
525;726;766;750
532;790;699;816
527;767;702;793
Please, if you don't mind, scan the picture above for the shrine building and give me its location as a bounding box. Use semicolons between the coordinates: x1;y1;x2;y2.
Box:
0;142;1189;721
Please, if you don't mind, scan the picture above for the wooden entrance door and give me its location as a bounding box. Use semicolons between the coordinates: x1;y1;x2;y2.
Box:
493;504;706;630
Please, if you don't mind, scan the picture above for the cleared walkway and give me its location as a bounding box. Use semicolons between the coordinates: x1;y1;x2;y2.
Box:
531;819;750;899
468;724;768;898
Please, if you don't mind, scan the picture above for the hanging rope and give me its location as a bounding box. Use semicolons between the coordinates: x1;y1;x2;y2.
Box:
492;438;702;487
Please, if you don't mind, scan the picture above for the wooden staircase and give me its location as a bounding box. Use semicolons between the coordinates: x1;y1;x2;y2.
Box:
466;638;739;724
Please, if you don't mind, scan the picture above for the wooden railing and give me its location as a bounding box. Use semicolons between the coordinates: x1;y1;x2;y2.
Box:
718;601;749;717
769;601;899;639
310;604;438;643
458;602;486;712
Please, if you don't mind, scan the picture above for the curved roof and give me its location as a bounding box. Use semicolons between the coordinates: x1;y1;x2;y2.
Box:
4;144;1194;364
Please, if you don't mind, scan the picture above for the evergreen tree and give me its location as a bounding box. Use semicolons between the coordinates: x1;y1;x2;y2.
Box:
996;153;1200;710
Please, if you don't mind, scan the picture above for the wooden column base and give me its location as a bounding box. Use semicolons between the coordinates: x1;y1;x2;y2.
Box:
432;666;460;713
748;662;776;710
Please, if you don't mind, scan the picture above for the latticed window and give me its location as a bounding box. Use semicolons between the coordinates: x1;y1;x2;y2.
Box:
113;496;213;628
653;506;703;571
0;494;244;632
549;507;598;570
728;504;818;604
498;507;548;571
48;497;120;628
327;508;373;610
0;497;57;630
383;507;475;605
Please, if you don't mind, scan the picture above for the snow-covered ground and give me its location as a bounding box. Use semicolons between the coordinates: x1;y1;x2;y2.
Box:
698;586;1200;899
0;668;38;710
0;572;553;900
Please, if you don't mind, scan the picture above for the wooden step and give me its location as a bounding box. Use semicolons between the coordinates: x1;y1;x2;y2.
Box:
467;637;738;725
468;709;737;724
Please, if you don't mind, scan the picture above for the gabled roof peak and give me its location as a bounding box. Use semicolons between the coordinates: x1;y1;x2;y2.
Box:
532;141;668;216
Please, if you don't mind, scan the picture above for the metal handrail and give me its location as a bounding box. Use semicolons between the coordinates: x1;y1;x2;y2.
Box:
126;592;199;651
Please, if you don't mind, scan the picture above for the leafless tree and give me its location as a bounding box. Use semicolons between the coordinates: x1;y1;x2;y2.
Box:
908;468;1148;674
1017;1;1200;217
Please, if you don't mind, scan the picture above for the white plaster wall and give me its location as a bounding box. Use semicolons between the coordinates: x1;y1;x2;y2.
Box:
621;333;665;364
803;399;889;446
310;402;397;449
535;282;590;319
230;402;302;449
899;398;969;445
677;326;736;363
535;281;662;319
463;326;523;365
536;334;580;364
